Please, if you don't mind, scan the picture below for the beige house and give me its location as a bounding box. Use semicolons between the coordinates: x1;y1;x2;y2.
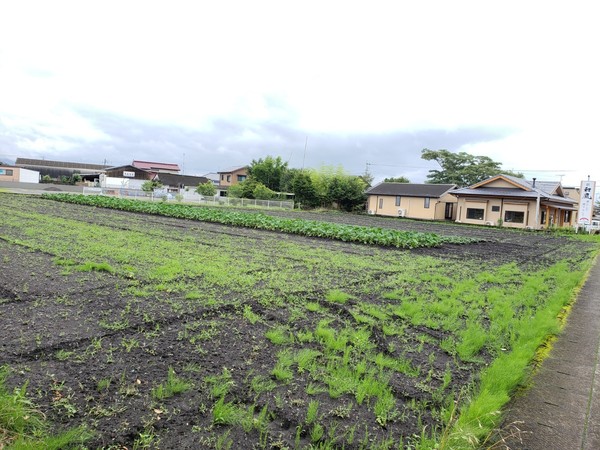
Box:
218;166;248;187
366;183;458;220
451;175;578;229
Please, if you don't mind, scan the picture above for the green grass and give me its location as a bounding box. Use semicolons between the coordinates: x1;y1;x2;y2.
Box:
325;289;352;304
0;366;90;448
1;193;599;448
151;367;192;400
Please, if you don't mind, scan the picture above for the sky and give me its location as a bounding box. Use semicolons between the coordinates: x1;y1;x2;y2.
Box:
1;1;598;186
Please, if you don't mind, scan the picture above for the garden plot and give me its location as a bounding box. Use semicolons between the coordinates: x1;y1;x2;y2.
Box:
0;193;598;449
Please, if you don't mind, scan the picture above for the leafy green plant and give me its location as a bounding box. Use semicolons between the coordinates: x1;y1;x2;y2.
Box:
42;193;477;249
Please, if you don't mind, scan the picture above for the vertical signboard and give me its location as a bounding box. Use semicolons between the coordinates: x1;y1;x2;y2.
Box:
578;180;596;225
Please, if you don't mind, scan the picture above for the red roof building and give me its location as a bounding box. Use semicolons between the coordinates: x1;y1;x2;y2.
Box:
132;160;180;174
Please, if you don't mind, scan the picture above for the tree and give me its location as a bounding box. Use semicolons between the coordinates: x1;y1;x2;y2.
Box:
290;170;320;208
421;149;523;186
195;181;217;197
227;184;244;198
141;180;163;192
253;183;276;200
326;175;368;212
383;176;410;183
248;156;289;191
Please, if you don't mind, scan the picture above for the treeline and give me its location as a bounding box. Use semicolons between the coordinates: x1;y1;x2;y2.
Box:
228;156;369;211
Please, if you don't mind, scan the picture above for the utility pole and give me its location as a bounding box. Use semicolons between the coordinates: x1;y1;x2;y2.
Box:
302;136;308;170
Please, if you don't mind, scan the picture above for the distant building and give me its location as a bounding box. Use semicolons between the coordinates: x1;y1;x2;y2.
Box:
366;183;457;220
451;174;578;229
132;160;180;174
155;173;210;193
99;165;155;190
15;157;110;179
202;172;220;186
0;165;40;183
218;166;248;187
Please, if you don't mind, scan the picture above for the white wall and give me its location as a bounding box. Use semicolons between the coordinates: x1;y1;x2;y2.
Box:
19;168;40;183
101;176;145;190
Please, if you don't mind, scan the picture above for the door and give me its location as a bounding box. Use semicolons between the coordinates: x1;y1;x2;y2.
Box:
444;202;454;220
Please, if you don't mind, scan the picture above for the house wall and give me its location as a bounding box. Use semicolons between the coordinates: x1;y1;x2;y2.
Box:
104;167;150;180
367;194;456;220
484;179;525;189
100;176;145;190
0;167;40;183
219;168;248;187
456;197;538;228
0;167;19;182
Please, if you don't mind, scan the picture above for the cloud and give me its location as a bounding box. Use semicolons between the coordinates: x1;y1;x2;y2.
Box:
1;105;512;183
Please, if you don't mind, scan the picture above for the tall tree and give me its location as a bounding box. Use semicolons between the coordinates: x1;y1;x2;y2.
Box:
421;149;523;186
326;175;368;212
248;156;289;191
289;170;319;208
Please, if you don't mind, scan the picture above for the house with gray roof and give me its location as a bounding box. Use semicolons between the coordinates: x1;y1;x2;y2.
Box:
366;182;458;220
155;173;210;193
451;174;577;229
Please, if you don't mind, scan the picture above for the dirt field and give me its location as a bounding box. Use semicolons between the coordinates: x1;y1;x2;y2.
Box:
0;193;596;449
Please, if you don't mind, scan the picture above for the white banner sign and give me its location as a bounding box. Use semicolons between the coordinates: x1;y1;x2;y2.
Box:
578;180;596;224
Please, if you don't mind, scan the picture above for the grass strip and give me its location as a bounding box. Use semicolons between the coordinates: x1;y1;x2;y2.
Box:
438;257;597;449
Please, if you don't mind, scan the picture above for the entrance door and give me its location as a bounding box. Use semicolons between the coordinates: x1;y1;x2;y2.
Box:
444;203;454;220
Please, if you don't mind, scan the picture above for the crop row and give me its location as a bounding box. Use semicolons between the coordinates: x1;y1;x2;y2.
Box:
41;194;477;249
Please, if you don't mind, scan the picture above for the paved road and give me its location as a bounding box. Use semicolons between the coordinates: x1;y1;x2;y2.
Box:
502;256;600;449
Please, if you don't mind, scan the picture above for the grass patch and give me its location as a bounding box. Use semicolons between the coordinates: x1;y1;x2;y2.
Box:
151;367;192;400
0;366;91;448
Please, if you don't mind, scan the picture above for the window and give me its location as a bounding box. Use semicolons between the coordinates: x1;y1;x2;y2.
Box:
504;211;524;223
379;198;384;209
491;205;500;212
0;169;13;176
237;175;247;182
395;196;401;206
424;197;430;208
466;208;484;220
226;175;231;183
221;174;224;181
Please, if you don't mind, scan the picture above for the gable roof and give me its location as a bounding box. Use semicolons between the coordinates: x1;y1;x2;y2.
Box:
15;157;110;171
156;173;209;187
132;160;180;172
218;166;248;174
452;175;576;206
106;164;149;173
366;183;457;198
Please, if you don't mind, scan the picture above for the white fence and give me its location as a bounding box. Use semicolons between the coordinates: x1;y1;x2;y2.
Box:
82;187;294;210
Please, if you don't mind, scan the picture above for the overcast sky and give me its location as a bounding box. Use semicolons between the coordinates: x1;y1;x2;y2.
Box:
1;1;598;185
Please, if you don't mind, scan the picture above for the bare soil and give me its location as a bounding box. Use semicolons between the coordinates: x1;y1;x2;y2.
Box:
0;194;595;449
